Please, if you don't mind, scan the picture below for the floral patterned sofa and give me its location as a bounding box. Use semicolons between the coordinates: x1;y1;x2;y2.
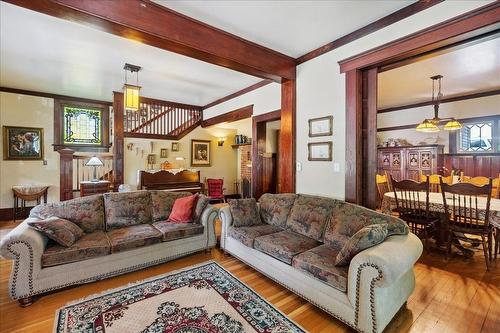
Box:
219;194;422;333
0;191;217;305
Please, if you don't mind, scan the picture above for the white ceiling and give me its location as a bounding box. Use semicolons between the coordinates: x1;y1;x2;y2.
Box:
154;0;413;58
0;2;261;105
378;37;500;109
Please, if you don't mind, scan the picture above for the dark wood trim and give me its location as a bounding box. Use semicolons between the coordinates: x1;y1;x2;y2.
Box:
253;110;281;123
4;0;295;82
202;80;272;110
201;105;253;128
0;207;34;221
252;118;267;199
0;86;112;105
338;2;500;73
378;88;500;113
378;114;500;132
113;92;124;192
362;68;378;209
377;124;416;132
124;132;179;140
57;148;74;201
296;0;444;64
279;78;296;193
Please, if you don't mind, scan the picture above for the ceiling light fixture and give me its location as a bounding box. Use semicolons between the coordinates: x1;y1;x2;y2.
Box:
123;63;142;111
415;75;463;133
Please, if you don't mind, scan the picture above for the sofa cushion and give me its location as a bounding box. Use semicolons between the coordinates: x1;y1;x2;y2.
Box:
30;195;105;233
286;194;336;241
324;200;407;250
228;198;262;227
28;217;84;247
335;223;388;266
152;221;204;241
107;224;162;253
292;245;348;292
254;231;320;265
228;224;283;248
168;194;198;223
259;193;296;228
41;231;110;267
150;191;192;222
193;194;210;224
104;191;153;229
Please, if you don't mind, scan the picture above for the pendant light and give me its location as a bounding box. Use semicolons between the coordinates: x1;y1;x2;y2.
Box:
416;75;463;132
123;63;142;111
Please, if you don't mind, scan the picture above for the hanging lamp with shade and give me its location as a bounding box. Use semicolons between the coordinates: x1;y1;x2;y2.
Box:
415;75;463;133
123;63;142;111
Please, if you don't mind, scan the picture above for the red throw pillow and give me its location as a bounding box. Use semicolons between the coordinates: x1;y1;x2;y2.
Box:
168;194;198;223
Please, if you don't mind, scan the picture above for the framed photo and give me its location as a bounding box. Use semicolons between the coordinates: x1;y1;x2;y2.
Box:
160;148;168;158
191;139;211;166
309;116;333;137
3;126;44;160
171;142;179;152
308;142;332;161
147;154;156;165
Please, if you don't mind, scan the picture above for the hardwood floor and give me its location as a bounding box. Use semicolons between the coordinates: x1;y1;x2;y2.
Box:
0;220;498;333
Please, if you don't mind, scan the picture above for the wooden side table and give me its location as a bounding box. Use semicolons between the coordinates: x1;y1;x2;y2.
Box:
12;185;49;221
80;180;111;197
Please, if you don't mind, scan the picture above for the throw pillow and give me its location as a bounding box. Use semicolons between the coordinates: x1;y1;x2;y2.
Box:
228;198;262;227
168;194;198;223
387;218;409;236
28;217;85;247
335;223;388;266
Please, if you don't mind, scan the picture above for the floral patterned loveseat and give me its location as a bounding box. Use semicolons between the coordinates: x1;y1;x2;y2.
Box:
0;191;217;305
219;194;422;333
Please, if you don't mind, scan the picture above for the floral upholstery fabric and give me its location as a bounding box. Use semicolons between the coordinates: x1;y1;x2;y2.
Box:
254;231;320;265
227;224;283;248
259;193;297;228
104;192;153;230
193;194;210;224
152;221;204;241
228;198;262;227
150;191;191;222
292;245;348;292
286;194;336;241
41;231;110;267
30;195;105;233
106;224;163;253
335;223;388;266
28;217;84;247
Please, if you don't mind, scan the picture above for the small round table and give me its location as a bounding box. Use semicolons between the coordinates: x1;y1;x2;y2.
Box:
12;185;49;221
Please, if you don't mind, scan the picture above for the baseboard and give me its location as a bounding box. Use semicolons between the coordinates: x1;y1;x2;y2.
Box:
0;207;33;221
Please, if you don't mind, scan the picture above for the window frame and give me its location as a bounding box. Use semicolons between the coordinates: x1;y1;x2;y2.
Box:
449;115;500;154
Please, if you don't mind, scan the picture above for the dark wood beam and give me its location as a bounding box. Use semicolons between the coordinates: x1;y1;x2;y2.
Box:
362;68;378;209
378;88;500;113
201;105;253;128
202;80;272;110
345;70;362;204
338;2;500;73
5;0;295;82
296;0;444;64
112;92;124;192
0;86;112;105
279;78;296;193
252;110;281;123
252;119;267;199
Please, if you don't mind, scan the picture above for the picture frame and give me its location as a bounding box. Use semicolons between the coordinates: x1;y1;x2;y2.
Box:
160;148;168;158
191;139;211;166
308;116;333;137
3;126;44;160
171;142;179;152
308;141;332;161
147;154;156;165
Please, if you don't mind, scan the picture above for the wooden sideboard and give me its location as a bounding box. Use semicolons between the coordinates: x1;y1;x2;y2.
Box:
377;145;444;181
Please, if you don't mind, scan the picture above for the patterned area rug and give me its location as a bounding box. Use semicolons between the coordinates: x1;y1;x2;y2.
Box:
55;261;305;333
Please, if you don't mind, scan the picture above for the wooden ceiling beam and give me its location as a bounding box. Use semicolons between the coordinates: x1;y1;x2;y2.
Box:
4;0;295;82
201;104;253;128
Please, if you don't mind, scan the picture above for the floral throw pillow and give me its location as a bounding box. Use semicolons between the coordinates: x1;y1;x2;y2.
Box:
228;198;262;227
335;223;388;266
28;217;85;247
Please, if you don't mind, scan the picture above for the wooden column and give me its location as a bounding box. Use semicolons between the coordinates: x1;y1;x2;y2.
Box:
279;78;296;193
362;68;378;209
113;92;124;191
252;118;267;199
345;70;362;204
58;148;74;201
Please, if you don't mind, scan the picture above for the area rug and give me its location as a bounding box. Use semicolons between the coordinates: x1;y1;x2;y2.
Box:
55;261;305;333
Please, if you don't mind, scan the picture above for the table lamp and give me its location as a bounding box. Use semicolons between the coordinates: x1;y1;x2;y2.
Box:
86;156;104;182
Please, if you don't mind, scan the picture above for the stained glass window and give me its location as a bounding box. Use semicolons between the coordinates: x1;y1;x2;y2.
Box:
63;106;102;145
458;121;493;152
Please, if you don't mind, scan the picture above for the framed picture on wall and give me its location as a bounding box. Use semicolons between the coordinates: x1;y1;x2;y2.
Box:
3;126;44;160
171;142;179;152
308;141;332;161
309;116;333;137
191;139;211;166
160;148;168;158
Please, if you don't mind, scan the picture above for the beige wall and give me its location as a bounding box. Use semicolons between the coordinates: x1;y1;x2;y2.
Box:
0;92;60;208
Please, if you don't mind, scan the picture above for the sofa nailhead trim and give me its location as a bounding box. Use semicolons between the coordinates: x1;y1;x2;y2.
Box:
354;262;383;333
7;240;34;298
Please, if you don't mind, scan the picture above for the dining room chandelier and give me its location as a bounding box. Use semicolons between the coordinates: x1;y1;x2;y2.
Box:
123;63;142;112
415;75;463;133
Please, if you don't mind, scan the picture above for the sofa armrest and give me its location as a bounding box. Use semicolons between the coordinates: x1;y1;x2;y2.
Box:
347;233;422;305
218;206;232;249
200;205;218;248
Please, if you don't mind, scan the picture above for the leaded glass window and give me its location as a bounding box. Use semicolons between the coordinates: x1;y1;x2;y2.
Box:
63;106;102;145
458;121;493;152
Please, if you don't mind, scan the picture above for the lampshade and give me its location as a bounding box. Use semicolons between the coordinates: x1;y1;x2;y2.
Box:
85;156;104;166
416;119;440;133
443;118;463;131
124;84;141;111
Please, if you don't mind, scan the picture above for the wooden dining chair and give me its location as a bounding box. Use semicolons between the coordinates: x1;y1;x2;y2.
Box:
420;173;452;193
376;171;391;207
391;176;438;249
492;173;500;199
462;176;490;186
440;179;493;270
